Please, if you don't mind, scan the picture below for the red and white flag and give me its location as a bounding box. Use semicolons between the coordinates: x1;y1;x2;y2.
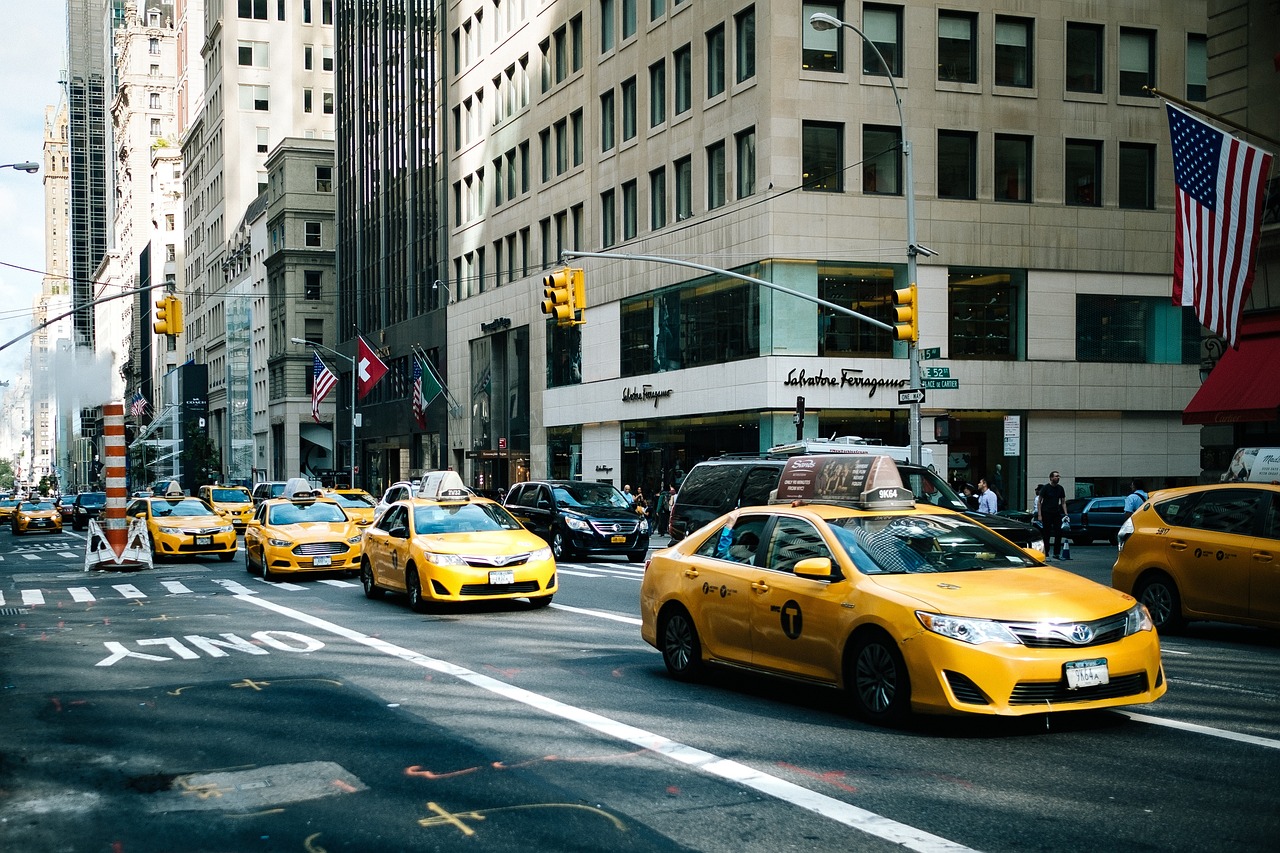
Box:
356;335;389;400
1167;104;1274;348
311;352;338;423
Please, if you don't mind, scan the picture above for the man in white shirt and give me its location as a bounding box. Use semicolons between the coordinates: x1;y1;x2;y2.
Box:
977;478;999;514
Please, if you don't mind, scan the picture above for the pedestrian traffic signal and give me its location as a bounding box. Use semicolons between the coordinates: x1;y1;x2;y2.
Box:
153;294;184;336
893;284;918;343
540;267;585;326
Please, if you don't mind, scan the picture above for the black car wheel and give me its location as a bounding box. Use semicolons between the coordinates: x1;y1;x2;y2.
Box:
550;530;571;561
361;559;382;599
627;550;646;563
847;630;911;725
218;550;235;562
659;606;703;681
406;565;428;613
1135;572;1184;632
528;594;554;608
244;548;255;574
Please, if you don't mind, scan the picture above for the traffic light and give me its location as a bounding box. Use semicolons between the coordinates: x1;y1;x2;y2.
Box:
152;294;184;336
892;284;918;343
540;267;585;326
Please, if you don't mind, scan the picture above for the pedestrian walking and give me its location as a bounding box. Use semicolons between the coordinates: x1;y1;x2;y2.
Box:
1123;479;1148;519
622;484;634;505
1037;470;1068;559
632;487;649;517
977;478;999;514
962;482;980;511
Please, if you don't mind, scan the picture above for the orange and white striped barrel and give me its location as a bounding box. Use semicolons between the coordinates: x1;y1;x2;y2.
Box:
101;403;129;556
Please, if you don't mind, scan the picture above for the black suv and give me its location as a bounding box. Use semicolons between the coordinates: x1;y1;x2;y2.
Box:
71;491;107;531
669;456;1042;550
504;480;651;562
1065;496;1128;545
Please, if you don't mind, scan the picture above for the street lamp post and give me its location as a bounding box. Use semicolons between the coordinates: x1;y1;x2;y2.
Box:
1;161;40;173
291;338;357;487
809;12;925;465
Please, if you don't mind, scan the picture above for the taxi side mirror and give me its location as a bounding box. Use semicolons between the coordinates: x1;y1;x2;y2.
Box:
793;556;835;581
357;519;371;527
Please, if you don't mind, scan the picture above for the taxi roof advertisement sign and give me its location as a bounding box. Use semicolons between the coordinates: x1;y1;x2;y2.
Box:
774;455;915;508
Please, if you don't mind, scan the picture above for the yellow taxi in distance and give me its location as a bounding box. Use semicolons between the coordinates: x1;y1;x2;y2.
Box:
321;488;377;524
198;485;255;531
244;493;365;581
126;496;238;562
12;500;63;535
1112;482;1280;632
0;498;20;525
361;472;556;611
640;455;1166;725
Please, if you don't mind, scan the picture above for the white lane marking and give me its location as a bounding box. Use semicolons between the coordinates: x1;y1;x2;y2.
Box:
1117;711;1280;750
21;589;45;606
235;594;975;853
69;587;96;602
556;569;605;578
59;551;79;558
113;584;146;599
211;579;257;595
161;581;192;595
22;554;40;561
550;602;643;626
317;579;358;587
260;580;307;590
0;591;5;604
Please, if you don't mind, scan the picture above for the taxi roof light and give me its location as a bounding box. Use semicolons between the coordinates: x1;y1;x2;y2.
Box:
417;470;475;500
771;454;917;510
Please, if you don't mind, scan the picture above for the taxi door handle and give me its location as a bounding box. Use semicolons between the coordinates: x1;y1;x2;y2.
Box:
1169;541;1188;551
683;568;699;579
750;580;770;594
1253;552;1274;563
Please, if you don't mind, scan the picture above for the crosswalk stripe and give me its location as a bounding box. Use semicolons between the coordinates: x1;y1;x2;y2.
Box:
161;581;192;595
558;569;605;578
113;584;146;599
262;579;307;590
0;591;5;605
21;589;45;606
211;579;257;595
69;587;96;602
317;579;358;587
59;551;78;558
22;554;40;561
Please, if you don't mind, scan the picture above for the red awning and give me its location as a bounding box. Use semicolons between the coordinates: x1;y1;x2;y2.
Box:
1183;313;1280;425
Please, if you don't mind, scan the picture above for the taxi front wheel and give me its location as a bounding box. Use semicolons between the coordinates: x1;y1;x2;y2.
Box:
660;606;703;681
406;565;429;613
847;631;911;725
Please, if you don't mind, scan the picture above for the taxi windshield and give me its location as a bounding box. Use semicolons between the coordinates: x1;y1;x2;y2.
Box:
826;513;1038;575
151;499;214;517
552;482;629;509
415;502;523;534
210;488;251;502
21;501;55;511
268;502;347;524
327;492;375;508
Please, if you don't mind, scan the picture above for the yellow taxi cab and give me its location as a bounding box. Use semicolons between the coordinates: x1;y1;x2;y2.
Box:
320;488;378;524
198;484;256;532
640;455;1166;725
11;499;64;535
361;471;556;611
244;480;366;581
1112;481;1280;632
126;495;238;562
0;497;21;526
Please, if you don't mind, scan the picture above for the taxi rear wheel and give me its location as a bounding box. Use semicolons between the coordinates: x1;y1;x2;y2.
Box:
406;565;428;613
1135;572;1184;632
659;606;703;681
361;559;382;599
847;631;911;725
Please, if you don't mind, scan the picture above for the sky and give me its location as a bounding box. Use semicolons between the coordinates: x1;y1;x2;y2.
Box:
0;1;68;387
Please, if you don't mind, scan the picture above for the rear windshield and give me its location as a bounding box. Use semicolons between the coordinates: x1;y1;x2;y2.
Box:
78;493;107;507
678;465;749;507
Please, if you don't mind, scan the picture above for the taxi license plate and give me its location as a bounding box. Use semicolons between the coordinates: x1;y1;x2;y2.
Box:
313;555;333;567
610;535;626;544
195;535;213;546
489;570;515;585
1065;658;1109;689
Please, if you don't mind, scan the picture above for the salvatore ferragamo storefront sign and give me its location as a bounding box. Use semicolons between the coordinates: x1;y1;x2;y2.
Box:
783;367;907;398
622;385;674;407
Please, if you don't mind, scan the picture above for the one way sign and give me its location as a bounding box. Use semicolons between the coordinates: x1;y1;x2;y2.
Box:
897;388;926;405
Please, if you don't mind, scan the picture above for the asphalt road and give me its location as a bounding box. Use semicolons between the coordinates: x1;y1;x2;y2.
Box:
2;530;1278;852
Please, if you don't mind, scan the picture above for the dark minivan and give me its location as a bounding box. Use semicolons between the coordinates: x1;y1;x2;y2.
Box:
504;480;651;562
668;457;1043;550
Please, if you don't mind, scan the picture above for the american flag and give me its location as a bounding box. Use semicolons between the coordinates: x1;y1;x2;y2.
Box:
129;390;148;418
312;351;338;423
411;360;427;429
1167;104;1274;348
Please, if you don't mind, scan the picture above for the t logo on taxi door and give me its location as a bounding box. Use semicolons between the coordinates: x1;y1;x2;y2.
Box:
780;599;803;639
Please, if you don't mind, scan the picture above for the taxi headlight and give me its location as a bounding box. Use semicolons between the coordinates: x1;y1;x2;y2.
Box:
1116;517;1135;552
347;534;363;544
1124;602;1154;634
217;524;235;533
917;611;1020;645
564;515;591;532
529;546;553;562
424;551;467;567
158;526;182;535
268;538;293;548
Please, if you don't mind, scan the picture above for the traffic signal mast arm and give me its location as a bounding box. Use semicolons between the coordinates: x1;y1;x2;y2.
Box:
0;278;179;355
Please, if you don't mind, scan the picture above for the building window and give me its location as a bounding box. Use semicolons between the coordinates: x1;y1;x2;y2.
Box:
937;130;976;200
707;141;726;209
238;40;269;68
303;0;311;24
622;0;636;40
819;264;897;357
316;165;333;193
621;278;761;376
674;44;692;115
571;14;583;70
554;118;568;174
1064;139;1101;206
322;0;332;26
257;126;269;153
622;180;638;239
937;10;976;83
572;109;584;166
601;188;616;247
675;156;692;220
1077;296;1199;364
1186;34;1207;101
304;44;313;69
621;77;637;140
304;270;322;300
949;268;1024;360
651;166;667;229
150;118;161;136
600;89;616;151
650;0;664;22
322;91;333;114
802;121;844;193
149;37;160;55
239;84;269;111
994;16;1033;87
706;24;726;97
1119;27;1155;97
802;2;842;72
994;134;1032;202
1118;142;1156;210
1065;22;1104;94
149;92;161;109
862;125;900;195
601;0;615;53
305;221;322;247
539;129;551;182
238;0;267;20
649;60;666;127
735;6;755;83
862;3;902;77
323;44;334;72
736;127;756;199
304;88;313;112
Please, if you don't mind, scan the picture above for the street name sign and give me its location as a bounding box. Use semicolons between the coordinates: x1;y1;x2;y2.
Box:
921;378;960;390
923;367;951;378
921;347;941;360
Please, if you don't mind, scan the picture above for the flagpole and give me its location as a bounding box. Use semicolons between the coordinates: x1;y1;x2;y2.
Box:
291;338;356;487
1145;86;1280;151
410;344;463;416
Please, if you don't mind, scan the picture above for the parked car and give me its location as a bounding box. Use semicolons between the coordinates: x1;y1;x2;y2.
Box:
503;480;650;561
1065;496;1128;545
668;456;1043;551
1112;482;1280;632
71;491;107;531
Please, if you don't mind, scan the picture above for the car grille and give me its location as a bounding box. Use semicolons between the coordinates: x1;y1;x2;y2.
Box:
462;554;530;568
1008;672;1149;705
1005;613;1130;649
293;542;349;556
943;671;990;705
590;519;640;536
459;580;541;596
